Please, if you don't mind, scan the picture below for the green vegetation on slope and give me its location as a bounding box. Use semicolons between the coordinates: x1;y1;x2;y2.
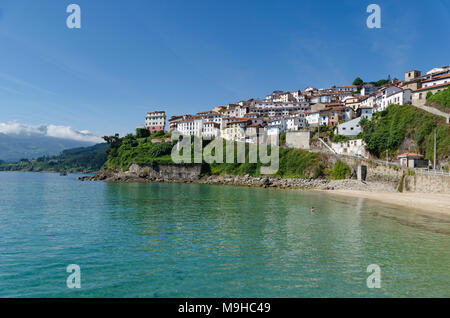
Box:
0;143;109;173
330;160;351;180
360;105;450;162
103;132;174;171
208;145;325;178
103;132;328;179
427;86;450;111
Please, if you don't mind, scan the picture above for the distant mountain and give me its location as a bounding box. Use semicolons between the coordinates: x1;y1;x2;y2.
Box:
0;122;104;161
0;143;109;173
0;133;98;161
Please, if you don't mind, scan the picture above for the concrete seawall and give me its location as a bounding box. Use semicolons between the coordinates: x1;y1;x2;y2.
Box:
338;156;450;193
405;173;450;193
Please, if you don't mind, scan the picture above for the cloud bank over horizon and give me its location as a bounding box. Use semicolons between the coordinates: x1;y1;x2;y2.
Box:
0;122;104;144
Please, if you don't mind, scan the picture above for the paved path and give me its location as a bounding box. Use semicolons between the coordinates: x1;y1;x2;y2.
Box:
411;103;450;123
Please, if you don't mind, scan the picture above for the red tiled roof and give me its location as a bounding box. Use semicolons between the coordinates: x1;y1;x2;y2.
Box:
415;82;450;92
421;73;450;83
228;119;250;124
397;153;424;158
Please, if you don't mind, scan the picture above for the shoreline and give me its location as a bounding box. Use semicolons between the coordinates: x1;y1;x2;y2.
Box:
79;169;450;217
317;189;450;218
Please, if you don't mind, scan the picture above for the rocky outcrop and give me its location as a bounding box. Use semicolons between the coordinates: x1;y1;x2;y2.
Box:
78;164;202;183
79;164;396;192
198;175;395;191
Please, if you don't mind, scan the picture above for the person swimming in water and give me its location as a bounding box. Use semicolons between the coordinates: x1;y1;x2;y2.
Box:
311;207;315;213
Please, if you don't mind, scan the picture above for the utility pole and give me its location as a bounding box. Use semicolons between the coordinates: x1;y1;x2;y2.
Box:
434;129;437;170
386;149;388;166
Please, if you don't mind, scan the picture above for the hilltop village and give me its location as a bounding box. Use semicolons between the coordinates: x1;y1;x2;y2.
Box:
139;66;450;166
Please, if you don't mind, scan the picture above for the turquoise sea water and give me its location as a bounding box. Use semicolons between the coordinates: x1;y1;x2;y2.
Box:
0;172;449;297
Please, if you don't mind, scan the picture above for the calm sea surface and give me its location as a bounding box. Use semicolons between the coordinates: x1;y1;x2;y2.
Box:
0;172;449;297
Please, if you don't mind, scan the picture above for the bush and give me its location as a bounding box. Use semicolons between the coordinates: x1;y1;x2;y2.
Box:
136;128;150;138
148;142;173;158
330;160;351;180
427;87;450;109
150;130;165;138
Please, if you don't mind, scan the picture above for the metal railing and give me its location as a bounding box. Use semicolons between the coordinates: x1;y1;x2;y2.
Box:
413;169;450;177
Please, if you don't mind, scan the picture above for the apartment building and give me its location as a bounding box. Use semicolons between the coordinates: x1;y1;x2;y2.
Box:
145;111;166;133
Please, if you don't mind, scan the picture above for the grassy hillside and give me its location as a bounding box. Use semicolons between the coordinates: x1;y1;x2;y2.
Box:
207;144;326;178
0;143;108;173
360;105;450;164
427;86;450;112
103;133;174;171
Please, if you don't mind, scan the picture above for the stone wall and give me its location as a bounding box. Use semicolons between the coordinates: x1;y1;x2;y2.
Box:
337;156;403;183
405;173;450;193
286;131;312;150
338;155;450;193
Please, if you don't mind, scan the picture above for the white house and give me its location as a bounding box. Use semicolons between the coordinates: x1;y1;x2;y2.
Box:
421;73;450;89
273;92;294;103
336;117;362;137
202;122;221;139
360;84;378;96
375;86;402;111
267;118;287;136
385;89;412;107
291;90;306;102
310;95;332;104
360;95;376;108
305;110;320;126
319;110;329;126
331;139;368;158
335;85;358;92
176;118;204;136
285;116;305;131
425;66;450;78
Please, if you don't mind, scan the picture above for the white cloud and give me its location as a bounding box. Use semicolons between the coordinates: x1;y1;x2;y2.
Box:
0;122;103;143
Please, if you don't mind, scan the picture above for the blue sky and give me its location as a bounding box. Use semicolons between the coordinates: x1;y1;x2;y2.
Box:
0;0;449;137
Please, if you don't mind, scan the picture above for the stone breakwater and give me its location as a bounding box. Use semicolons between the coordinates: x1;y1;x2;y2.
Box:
78;164;396;192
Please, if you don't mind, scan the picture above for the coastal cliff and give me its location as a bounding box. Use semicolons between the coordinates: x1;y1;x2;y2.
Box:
79;163;202;182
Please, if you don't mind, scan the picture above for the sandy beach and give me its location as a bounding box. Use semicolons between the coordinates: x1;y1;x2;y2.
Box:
323;190;450;217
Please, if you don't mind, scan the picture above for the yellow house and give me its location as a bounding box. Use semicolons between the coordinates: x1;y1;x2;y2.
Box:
224;120;251;141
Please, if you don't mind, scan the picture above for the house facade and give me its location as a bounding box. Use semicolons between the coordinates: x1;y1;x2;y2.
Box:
331;139;368;158
145;111;167;133
412;82;450;106
335;117;362;137
385;89;412;107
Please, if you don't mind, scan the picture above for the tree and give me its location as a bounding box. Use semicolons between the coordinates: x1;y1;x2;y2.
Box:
103;134;122;154
136;127;150;138
353;77;364;87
